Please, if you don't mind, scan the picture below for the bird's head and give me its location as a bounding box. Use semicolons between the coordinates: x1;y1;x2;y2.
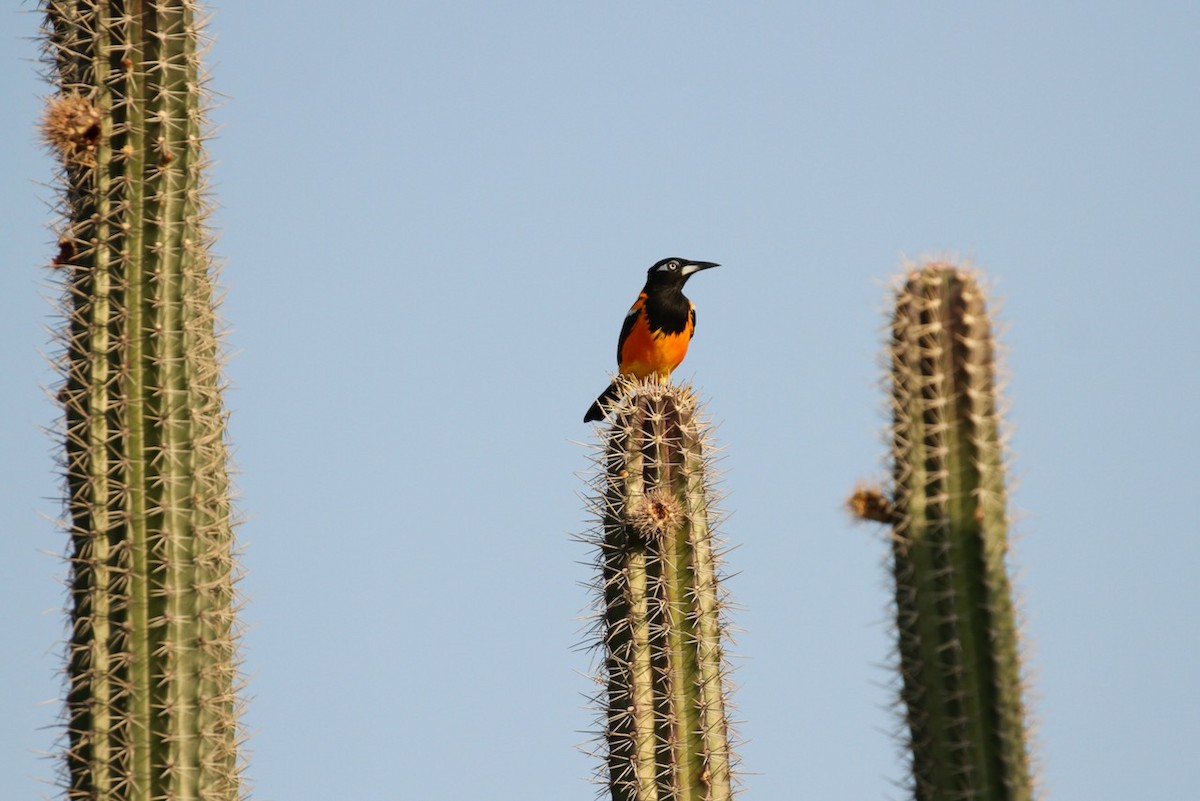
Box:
644;257;719;290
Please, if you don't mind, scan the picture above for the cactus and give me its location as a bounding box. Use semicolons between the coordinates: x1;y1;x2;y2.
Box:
582;378;737;801
40;2;245;800
853;263;1033;801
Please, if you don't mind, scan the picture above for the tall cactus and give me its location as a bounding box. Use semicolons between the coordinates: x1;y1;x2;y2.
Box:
582;379;737;801
853;263;1034;801
40;2;244;799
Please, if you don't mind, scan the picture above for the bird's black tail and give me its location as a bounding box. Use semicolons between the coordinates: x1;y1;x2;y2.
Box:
583;381;621;422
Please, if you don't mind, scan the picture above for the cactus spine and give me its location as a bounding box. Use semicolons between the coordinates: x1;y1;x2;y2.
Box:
585;380;736;801
41;2;244;799
873;264;1033;801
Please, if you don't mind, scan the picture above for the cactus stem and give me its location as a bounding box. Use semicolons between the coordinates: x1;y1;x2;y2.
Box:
581;379;738;801
859;261;1035;801
42;2;245;799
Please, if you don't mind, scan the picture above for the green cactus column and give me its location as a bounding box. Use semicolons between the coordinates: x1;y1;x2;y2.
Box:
40;2;244;799
585;380;736;801
855;264;1034;801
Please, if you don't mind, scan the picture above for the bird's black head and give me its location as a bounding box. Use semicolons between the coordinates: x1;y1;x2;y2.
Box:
643;257;719;291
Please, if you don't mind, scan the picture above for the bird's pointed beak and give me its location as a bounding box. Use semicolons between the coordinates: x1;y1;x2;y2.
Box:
681;261;720;277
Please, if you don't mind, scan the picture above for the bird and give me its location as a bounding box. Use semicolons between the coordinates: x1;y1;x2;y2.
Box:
584;257;719;422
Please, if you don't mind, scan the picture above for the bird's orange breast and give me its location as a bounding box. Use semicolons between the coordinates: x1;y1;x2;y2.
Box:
618;311;694;379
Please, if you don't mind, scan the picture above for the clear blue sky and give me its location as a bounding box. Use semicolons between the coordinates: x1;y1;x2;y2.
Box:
3;4;1198;799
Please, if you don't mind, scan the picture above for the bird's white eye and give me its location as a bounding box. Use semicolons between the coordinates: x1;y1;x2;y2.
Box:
657;260;679;272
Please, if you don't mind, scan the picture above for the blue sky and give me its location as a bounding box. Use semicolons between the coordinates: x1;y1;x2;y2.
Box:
2;3;1198;799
